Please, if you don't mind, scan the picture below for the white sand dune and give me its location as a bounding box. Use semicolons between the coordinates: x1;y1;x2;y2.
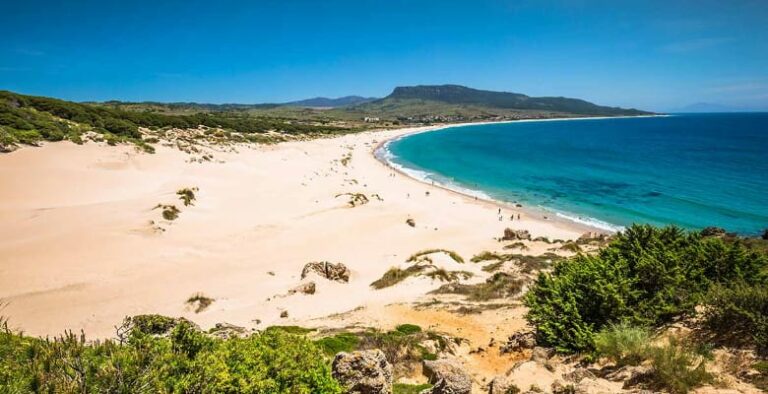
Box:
0;126;591;338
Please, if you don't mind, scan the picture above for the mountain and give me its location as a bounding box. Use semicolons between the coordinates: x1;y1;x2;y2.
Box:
357;84;650;116
285;96;377;108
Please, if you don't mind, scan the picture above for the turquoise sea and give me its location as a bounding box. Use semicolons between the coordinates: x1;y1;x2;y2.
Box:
382;113;768;235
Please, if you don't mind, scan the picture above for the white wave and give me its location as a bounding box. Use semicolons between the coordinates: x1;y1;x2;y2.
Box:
376;143;493;200
553;211;625;233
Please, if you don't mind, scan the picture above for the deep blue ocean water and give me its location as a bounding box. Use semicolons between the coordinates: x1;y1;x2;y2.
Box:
383;114;768;235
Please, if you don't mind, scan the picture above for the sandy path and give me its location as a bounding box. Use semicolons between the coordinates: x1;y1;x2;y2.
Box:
0;125;588;338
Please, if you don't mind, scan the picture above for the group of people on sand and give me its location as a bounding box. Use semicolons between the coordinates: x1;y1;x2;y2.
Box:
498;207;521;222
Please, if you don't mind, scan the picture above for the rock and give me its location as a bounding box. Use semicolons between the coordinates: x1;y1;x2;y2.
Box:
421;358;472;394
573;377;626;394
288;281;316;295
762;229;768;240
530;347;555;364
500;331;537;354
301;261;351;283
406;218;416;227
208;322;247;339
487;374;519;394
604;365;652;387
562;367;595;383
502;228;531;241
701;226;727;237
332;350;393;394
280;310;288;318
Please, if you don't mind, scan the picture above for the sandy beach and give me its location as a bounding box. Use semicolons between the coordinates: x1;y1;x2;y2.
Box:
0;124;591;339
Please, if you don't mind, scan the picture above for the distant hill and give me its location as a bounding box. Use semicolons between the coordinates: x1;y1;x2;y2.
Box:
285;96;377;108
356;84;650;116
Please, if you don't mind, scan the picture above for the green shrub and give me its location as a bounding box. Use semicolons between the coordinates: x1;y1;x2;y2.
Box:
155;204;180;221
266;325;315;335
0;318;342;393
130;314;179;335
432;272;526;301
524;225;768;352
371;265;426;289
315;332;360;355
394;383;433;393
648;339;714;394
396;324;422;335
593;322;651;366
701;282;768;353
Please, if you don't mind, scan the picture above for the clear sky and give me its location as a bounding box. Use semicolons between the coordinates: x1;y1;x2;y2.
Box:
1;0;767;111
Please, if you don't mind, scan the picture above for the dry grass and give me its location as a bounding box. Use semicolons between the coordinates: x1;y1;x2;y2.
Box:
407;249;464;264
186;292;214;313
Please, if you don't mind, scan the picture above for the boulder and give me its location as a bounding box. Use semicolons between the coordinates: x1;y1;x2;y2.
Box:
421;358;472;394
301;261;351;283
332;350;393;394
530;347;555;364
500;331;537;354
562;366;595;383
502;228;531;241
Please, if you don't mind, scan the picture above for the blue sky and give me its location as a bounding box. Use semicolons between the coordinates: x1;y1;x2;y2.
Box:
1;0;767;111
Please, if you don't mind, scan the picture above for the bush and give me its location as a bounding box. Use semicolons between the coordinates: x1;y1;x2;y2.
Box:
407;249;464;264
176;187;198;206
394;383;433;393
0;319;342;393
370;265;426;289
593;322;651;366
315;332;360;356
524;225;768;352
648;339;714;394
395;324;422;335
701;282;768;353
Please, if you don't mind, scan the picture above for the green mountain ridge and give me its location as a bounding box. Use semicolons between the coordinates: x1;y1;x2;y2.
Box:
361;84;650;116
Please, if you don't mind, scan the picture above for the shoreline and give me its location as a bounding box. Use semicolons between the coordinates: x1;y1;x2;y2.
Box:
369;116;665;235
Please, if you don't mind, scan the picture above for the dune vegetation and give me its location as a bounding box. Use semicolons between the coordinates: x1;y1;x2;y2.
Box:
1;224;766;393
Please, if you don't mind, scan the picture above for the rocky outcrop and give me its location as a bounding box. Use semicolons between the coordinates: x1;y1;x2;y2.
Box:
301;261;351;283
500;331;537;354
503;228;531;241
421;358;472;394
332;350;393;394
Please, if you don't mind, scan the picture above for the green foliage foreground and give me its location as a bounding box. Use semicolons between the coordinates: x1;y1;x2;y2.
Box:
0;320;341;394
524;224;768;353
